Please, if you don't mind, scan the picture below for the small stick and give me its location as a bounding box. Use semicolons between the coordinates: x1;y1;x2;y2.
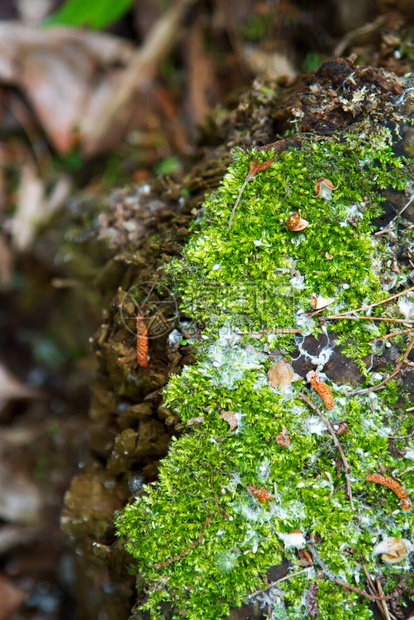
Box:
362;566;391;620
322;315;414;325
389;429;414;439
374;196;414;237
227;156;277;231
227;176;250;231
376;577;393;620
326;285;414;318
400;465;414;476
248;567;313;599
307;544;391;602
349;332;414;396
298;392;355;511
371;327;414;343
363;566;385;619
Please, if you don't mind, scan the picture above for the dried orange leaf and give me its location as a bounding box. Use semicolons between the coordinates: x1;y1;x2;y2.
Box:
247;156;276;179
227;155;277;230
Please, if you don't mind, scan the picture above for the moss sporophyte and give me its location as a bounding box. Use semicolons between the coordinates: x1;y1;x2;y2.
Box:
116;123;414;620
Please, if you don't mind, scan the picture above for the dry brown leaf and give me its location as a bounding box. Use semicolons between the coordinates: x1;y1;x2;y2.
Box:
0;363;42;404
11;164;71;251
268;362;301;389
0;574;26;620
373;537;413;563
228;154;277;230
243;48;297;81
0;464;43;523
82;0;197;156
0;23;134;153
220;409;238;431
247;156;277;180
186;416;204;426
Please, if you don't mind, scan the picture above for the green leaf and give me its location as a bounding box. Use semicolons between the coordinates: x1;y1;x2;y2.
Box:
43;0;135;29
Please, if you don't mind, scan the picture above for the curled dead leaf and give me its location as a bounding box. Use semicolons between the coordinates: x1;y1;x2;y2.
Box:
186;416;204;426
276;427;291;447
220;409;238;431
373;537;413;563
268;362;301;389
310;294;335;310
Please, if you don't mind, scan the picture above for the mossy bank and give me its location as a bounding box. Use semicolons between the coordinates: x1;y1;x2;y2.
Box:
116;64;414;619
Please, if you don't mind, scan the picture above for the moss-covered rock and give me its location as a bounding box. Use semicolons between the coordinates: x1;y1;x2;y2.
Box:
116;61;414;620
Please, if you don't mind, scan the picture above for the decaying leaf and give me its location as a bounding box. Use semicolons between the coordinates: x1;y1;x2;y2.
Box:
0;463;43;523
220;409;238;431
0;574;26;620
186;416;204;426
11;165;71;251
373;537;413;563
0;23;134;153
246;156;277;179
0;362;42;406
227;155;277;231
311;294;335;310
276;427;291;447
268;362;301;389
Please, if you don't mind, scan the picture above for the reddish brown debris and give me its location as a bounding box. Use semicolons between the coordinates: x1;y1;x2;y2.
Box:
366;474;412;511
136;313;149;367
276;428;291;447
312;177;338;197
248;484;272;503
306;371;334;410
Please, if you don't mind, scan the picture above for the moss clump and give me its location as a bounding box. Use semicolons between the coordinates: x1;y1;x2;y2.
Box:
166;124;406;365
116;122;414;619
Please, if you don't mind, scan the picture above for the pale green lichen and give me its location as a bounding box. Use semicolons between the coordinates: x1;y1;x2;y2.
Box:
116;121;414;620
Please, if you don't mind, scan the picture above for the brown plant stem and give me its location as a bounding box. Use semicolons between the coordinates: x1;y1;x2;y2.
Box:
298;392;355;511
349;332;414;396
322;316;414;325
227;176;250;231
248;567;313;600
371;327;414;343
374;196;414;237
324;285;414;318
307;544;391;602
362;565;391;620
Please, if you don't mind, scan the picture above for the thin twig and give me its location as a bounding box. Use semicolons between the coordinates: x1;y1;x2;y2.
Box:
389;429;414;439
248;567;313;599
363;566;391;620
376;577;393;620
349;333;414;396
298;392;355;511
322;315;414;325
334;15;386;57
326;285;414;318
371;327;414;343
307;544;391;602
227;177;250;231
374;196;414;237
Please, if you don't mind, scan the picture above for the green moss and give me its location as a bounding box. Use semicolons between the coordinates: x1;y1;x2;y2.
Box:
116;122;414;619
